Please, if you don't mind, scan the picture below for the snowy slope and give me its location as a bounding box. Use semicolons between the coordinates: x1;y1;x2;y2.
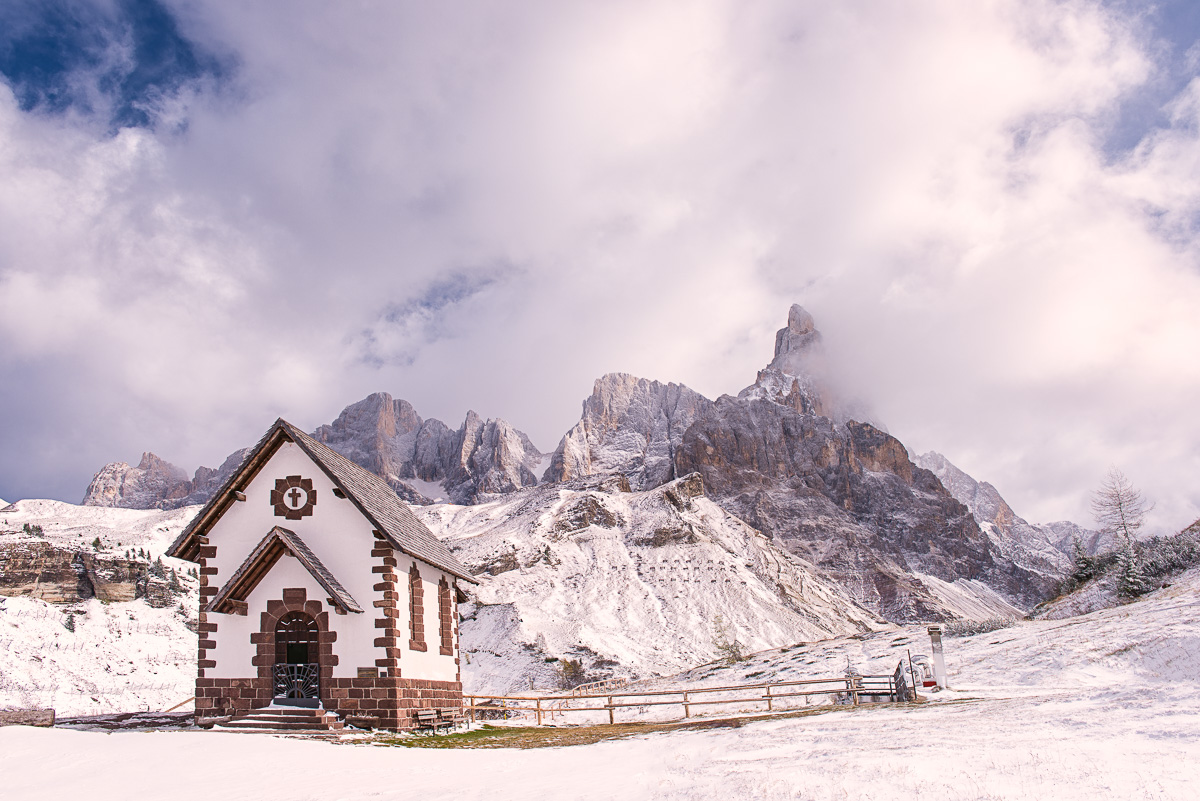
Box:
417;475;887;693
0;498;198;555
2;568;1198;801
0;596;197;715
0;500;200;715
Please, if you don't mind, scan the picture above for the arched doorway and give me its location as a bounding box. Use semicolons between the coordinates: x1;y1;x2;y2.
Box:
273;611;320;703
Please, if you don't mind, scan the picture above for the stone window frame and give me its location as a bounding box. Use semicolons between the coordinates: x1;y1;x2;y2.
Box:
438;576;454;656
408;563;427;652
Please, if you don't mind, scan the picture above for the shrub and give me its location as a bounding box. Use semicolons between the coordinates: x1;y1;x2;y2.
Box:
943;618;1016;638
556;658;588;690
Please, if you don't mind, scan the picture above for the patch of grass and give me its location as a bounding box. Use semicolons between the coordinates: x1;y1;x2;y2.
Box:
374;705;862;750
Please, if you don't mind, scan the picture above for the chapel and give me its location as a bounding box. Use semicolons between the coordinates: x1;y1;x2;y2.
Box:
167;418;475;731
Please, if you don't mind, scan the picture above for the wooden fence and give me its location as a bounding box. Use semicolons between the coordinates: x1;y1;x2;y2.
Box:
467;662;913;727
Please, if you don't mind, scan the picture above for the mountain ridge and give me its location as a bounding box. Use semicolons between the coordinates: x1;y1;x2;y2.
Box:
77;304;1078;621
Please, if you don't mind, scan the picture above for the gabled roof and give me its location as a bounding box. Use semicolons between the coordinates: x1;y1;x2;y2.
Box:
208;526;363;614
166;418;476;583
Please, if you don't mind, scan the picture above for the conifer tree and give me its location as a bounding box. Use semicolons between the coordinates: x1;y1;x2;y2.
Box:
1116;535;1149;599
1070;537;1095;585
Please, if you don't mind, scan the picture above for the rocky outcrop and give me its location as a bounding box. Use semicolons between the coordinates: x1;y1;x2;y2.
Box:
449;412;544;501
313;393;546;505
82;449;248;511
82;453;192;509
672;397;1051;618
545;373;714;489
0;541;146;604
913;451;1074;576
737;304;835;418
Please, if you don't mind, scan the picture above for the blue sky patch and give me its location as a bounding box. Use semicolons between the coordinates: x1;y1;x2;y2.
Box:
0;0;231;130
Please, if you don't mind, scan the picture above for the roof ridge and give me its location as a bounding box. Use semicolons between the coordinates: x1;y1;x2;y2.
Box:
168;418;476;584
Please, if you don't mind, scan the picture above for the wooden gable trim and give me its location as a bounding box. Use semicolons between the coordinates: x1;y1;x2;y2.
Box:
167;423;295;562
282;428;476;584
207;525;363;616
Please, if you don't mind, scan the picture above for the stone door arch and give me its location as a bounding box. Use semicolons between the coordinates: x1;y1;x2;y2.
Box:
253;588;337;704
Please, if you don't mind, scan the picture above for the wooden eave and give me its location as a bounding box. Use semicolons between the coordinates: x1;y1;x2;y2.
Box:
166;422;293;562
167;417;477;584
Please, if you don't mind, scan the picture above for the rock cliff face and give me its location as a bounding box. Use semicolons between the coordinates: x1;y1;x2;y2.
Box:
673;397;1049;618
545;374;714;490
543;305;1058;619
313;393;544;505
913;452;1076;576
0;541;184;605
82;453;192;509
82;449;247;511
83;393;544;508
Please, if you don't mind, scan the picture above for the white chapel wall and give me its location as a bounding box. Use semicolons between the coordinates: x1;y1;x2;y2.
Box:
202;440;462;683
204;442;384;678
399;555;461;683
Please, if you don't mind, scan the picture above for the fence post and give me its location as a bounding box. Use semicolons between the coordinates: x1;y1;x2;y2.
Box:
469;696;475;725
608;696;614;725
683;691;690;718
536;698;542;726
766;685;773;712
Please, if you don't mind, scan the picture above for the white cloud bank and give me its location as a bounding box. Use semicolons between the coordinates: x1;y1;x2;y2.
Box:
0;0;1197;532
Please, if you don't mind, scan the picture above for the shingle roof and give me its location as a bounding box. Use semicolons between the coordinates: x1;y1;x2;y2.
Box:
167;418;477;584
208;525;363;614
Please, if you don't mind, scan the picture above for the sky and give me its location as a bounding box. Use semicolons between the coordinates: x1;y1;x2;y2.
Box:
0;0;1198;534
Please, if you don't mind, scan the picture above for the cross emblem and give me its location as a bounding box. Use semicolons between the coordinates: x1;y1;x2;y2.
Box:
271;476;317;520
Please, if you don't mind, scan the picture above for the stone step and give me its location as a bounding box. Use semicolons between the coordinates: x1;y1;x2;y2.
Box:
229;714;335;726
260;703;326;714
220;719;345;731
221;706;344;733
251;709;332;719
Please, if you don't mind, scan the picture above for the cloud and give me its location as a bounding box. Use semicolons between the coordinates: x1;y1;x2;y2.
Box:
0;0;1197;534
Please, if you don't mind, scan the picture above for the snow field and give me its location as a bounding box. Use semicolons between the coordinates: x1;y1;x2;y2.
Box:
0;500;200;715
2;568;1196;800
0;595;197;715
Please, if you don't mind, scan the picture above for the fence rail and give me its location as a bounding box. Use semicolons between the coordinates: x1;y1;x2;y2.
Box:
467;663;913;726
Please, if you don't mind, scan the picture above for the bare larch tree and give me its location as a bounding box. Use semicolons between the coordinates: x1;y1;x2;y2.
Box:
1090;467;1152;543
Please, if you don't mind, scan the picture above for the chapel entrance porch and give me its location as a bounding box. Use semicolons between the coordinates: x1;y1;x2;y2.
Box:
272;611;320;707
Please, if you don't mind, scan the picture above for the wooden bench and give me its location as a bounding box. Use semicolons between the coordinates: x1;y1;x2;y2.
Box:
413;708;459;732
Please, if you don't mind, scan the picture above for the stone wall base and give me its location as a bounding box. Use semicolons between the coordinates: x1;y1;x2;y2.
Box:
194;676;462;731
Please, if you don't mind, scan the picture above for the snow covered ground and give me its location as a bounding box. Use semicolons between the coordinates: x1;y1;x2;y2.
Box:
0;595;197;715
418;478;884;693
0;500;200;714
3;568;1197;800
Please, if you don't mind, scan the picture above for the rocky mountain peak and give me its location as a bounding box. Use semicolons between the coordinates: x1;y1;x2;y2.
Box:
544;373;714;490
770;304;821;373
738;305;836;419
135;452;186;478
83;453;191;509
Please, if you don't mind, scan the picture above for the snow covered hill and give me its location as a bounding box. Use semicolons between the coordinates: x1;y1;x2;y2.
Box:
4;565;1198;801
416;474;886;693
0;500;200;715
